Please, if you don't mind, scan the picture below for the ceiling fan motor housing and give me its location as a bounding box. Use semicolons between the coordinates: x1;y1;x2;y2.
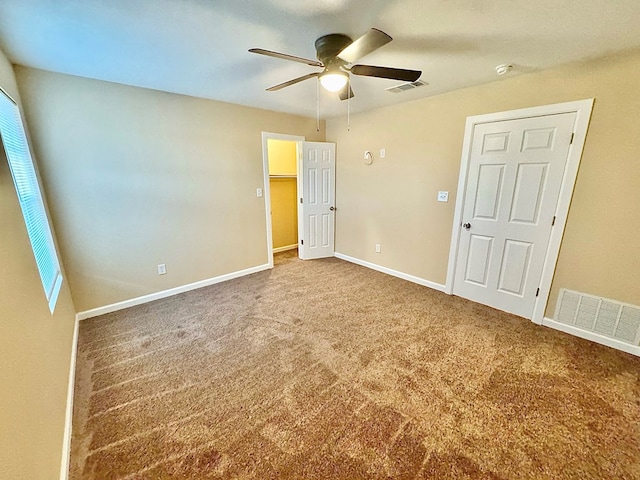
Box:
314;34;353;68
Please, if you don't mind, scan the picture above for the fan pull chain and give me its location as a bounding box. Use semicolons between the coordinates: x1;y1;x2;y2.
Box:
316;78;320;132
347;82;351;132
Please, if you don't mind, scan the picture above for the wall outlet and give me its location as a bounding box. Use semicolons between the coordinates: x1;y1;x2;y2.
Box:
380;148;386;158
256;188;263;197
157;264;166;275
437;191;449;202
375;244;381;253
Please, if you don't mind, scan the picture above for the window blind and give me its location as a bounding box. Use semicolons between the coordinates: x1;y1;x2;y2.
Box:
0;88;62;313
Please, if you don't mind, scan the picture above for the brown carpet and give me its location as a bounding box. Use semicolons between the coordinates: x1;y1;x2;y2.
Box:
70;251;640;479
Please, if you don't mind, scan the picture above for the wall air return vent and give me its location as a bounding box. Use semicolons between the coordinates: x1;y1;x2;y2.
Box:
554;289;640;345
385;80;428;93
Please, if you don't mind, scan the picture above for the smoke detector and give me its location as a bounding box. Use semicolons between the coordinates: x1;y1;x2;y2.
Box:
495;64;513;76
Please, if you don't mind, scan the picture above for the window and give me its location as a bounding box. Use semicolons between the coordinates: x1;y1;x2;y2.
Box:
0;87;62;313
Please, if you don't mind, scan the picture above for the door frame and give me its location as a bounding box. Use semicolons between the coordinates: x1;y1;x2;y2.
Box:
261;132;305;268
445;99;594;324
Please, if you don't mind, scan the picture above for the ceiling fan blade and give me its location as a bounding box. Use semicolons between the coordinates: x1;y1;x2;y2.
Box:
338;83;355;101
337;28;392;63
249;48;323;67
350;64;421;82
266;73;320;91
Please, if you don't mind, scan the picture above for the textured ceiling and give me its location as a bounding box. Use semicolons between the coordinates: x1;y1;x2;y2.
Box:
0;0;639;118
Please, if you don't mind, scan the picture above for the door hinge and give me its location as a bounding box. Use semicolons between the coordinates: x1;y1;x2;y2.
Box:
535;288;540;297
301;239;303;245
300;198;303;204
570;132;575;144
552;215;556;226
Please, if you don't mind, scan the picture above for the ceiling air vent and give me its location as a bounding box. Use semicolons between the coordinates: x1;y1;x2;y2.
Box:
385;80;428;93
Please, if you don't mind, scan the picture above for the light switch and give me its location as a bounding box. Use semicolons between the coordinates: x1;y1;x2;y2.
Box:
256;188;263;197
437;191;449;202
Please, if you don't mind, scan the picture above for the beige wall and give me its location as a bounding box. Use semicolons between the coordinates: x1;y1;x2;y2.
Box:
15;67;324;312
327;50;640;316
270;178;298;249
0;53;76;478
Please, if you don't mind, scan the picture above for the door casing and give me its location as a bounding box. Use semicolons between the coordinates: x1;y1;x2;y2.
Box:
445;99;594;324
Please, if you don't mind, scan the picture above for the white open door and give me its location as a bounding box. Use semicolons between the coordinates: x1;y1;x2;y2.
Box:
453;112;576;318
299;142;336;259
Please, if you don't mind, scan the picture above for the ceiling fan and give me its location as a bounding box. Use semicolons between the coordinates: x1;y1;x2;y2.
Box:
249;28;421;100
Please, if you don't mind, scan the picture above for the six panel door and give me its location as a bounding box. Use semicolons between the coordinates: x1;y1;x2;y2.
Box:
453;113;576;318
301;142;336;259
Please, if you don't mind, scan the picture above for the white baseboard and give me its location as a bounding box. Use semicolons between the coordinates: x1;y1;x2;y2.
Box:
76;263;272;321
60;315;79;480
273;244;298;254
542;317;640;357
334;252;447;293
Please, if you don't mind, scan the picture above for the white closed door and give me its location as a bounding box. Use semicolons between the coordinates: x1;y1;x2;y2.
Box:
300;142;336;259
454;113;576;318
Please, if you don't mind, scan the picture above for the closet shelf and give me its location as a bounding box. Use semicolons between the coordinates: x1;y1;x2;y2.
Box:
269;174;297;178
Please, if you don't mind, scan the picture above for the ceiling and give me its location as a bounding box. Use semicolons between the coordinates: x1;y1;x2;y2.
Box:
0;0;639;119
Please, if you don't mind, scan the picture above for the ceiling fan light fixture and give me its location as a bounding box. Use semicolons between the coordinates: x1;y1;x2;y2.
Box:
320;72;348;92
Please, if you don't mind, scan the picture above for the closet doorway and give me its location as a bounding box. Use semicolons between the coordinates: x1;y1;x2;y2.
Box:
261;132;304;266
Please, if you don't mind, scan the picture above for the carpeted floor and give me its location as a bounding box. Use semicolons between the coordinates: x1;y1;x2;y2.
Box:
70;251;640;479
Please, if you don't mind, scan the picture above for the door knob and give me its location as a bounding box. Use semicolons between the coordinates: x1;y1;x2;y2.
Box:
330;206;336;211
463;222;471;230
